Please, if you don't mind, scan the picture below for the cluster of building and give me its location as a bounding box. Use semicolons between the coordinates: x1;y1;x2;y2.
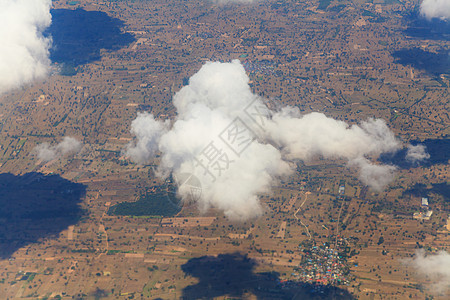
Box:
413;197;433;220
241;59;277;77
338;181;345;196
295;242;350;286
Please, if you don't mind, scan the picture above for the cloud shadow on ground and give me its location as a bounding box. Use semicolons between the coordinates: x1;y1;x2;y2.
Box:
403;11;450;41
0;172;86;259
181;253;354;299
47;8;135;68
380;138;450;169
392;48;450;76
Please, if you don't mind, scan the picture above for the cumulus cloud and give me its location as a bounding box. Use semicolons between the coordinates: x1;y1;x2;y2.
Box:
264;108;399;162
125;112;169;164
0;0;52;94
349;158;397;191
405;250;450;294
420;0;450;20
34;136;82;162
406;144;430;164
125;60;400;220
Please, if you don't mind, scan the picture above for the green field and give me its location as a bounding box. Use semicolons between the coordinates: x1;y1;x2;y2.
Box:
318;0;332;10
108;191;181;217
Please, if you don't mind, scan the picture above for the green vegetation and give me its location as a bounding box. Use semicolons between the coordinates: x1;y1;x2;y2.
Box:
371;16;387;23
27;133;55;138
328;4;346;13
60;63;77;76
17;139;26;148
71;249;96;253
106;250;134;255
147;265;159;272
26;273;36;283
96;149;121;155
108;191;180;217
53;113;68;127
242;37;258;46
362;10;376;17
318;0;332;10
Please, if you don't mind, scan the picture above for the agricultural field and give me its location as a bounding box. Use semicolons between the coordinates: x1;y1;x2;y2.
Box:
0;0;448;299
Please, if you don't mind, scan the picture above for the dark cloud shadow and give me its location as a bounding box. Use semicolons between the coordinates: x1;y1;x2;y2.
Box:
392;48;450;76
46;8;135;67
181;253;354;299
0;172;86;259
396;11;450;76
380;138;450;169
403;183;450;202
403;11;450;41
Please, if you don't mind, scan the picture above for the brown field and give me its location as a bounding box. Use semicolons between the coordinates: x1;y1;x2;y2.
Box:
161;217;216;227
0;0;448;299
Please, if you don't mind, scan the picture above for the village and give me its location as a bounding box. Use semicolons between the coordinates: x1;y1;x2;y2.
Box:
0;0;448;299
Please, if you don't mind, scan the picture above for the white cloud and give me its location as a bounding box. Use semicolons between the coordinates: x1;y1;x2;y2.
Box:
265;108;399;162
420;0;450;20
34;143;57;162
0;0;52;94
406;144;430;164
349;158;397;191
125;112;169;164
405;250;450;294
125;60;401;220
34;136;82;162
